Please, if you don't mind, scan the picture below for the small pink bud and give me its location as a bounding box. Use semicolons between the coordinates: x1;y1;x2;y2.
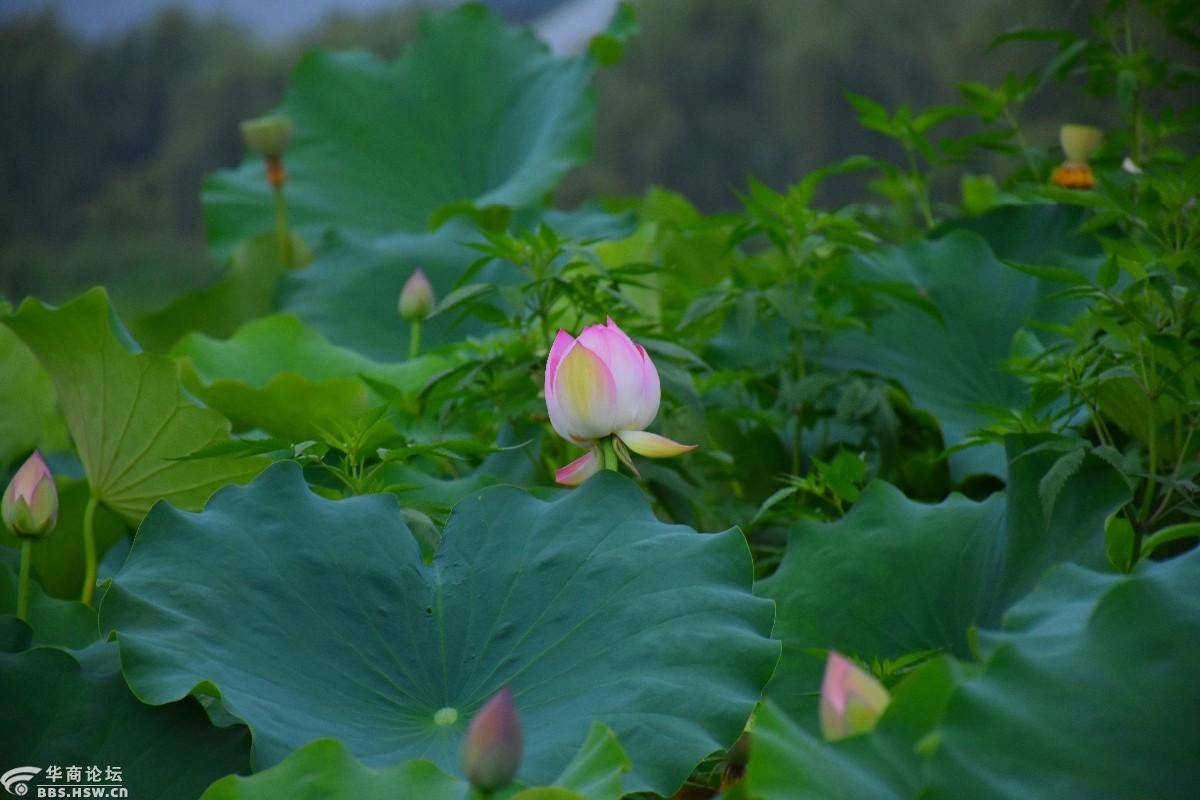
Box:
461;687;522;791
398;269;436;321
819;652;890;741
2;451;58;538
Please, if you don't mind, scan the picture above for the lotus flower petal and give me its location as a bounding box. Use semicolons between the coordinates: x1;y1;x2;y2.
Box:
578;318;649;431
551;340;619;441
555;449;600;486
616;430;695;458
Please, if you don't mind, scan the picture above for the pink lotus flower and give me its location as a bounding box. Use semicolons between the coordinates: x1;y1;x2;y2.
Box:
819;651;891;741
545;318;695;485
460;687;522;791
2;450;58;537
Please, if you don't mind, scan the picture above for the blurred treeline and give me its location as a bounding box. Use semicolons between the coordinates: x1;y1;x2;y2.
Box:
1;0;1100;310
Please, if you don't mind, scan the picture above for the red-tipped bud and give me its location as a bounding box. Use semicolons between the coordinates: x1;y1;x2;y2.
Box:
398;269;436;321
461;687;522;791
2;451;58;538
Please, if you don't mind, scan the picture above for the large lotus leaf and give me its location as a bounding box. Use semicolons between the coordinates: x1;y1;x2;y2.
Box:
926;549;1200;799
131;232;308;354
0;552;98;649
0;324;68;466
2;289;267;526
99;464;778;795
201;722;629;800
745;659;960;800
203;5;599;258
745;550;1200;800
173;314;450;442
824;229;1092;479
278;222;504;361
277;204;631;361
0;642;250;800
0;477;128;599
758;435;1128;715
936;203;1101;269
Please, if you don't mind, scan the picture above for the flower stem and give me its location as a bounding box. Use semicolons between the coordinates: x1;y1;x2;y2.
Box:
81;494;99;606
17;539;33;621
272;183;294;269
602;438;619;472
409;319;422;361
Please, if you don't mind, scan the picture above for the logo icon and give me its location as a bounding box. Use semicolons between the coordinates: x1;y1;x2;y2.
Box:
0;767;41;797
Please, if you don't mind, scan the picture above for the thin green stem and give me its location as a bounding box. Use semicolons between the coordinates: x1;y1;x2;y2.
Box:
81;494;99;606
601;438;619;472
272;184;294;269
17;539;33;621
409;319;422;361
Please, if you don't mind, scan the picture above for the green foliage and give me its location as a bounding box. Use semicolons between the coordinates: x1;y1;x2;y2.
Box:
203;5;600;257
746;546;1200;799
201;722;630;800
1;3;1198;798
2;289;265;527
99;464;776;794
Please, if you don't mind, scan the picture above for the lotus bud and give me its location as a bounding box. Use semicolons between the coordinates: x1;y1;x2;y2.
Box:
398;269;436;321
545;317;695;484
240;114;294;159
2;451;58;538
461;686;522;792
819;651;890;741
1059;124;1102;163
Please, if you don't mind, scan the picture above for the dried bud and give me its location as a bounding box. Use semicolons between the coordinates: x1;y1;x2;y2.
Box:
398;269;435;321
819;652;891;741
1059;124;1102;163
240;115;294;159
2;451;58;538
461;687;522;791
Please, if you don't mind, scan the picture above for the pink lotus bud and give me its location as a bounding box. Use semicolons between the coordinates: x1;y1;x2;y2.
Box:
545;318;694;484
819;652;890;741
398;269;436;321
2;451;58;538
461;687;522;791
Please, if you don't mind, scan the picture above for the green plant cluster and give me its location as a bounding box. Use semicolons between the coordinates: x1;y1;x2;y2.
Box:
1;3;1197;799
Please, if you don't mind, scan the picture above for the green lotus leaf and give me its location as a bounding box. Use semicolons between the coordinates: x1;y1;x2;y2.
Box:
825;224;1097;479
758;435;1128;714
132;232;308;354
936;203;1101;269
746;658;960;800
173;314;450;442
203;5;600;258
201;721;629;800
0;552;98;650
925;549;1200;799
0;324;68;467
745;548;1200;799
99;464;778;795
0;642;250;800
1;289;268;526
277;205;630;361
